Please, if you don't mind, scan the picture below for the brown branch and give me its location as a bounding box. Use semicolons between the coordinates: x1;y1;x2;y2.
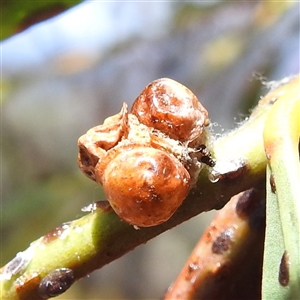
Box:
164;188;266;300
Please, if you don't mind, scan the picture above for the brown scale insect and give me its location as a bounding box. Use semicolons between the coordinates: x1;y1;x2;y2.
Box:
38;268;75;298
78;78;212;227
278;251;289;286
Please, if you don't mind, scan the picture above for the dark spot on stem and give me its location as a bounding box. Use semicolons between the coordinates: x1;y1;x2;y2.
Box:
42;223;69;244
212;228;234;254
42;226;63;243
38;268;75;298
15;273;41;297
236;189;257;218
236;188;266;230
269;173;276;193
279;251;289;286
266;152;271;160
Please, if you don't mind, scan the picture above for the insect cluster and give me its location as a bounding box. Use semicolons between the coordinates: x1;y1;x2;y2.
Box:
78;78;213;227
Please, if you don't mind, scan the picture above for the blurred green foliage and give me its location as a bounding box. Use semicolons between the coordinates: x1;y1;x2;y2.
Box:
1;0;81;40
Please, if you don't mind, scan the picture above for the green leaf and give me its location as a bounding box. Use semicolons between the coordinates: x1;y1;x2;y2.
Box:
262;77;300;299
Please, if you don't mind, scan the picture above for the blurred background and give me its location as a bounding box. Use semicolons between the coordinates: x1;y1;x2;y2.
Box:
1;1;299;299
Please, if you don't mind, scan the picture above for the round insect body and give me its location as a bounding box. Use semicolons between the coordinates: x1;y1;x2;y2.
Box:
96;146;190;227
38;268;75;298
78;78;213;227
131;78;209;146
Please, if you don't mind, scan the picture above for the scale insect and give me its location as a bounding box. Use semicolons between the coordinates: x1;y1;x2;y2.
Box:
78;78;213;227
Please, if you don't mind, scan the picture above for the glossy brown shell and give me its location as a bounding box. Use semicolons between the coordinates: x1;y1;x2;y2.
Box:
131;78;209;146
78;78;211;227
97;146;190;227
